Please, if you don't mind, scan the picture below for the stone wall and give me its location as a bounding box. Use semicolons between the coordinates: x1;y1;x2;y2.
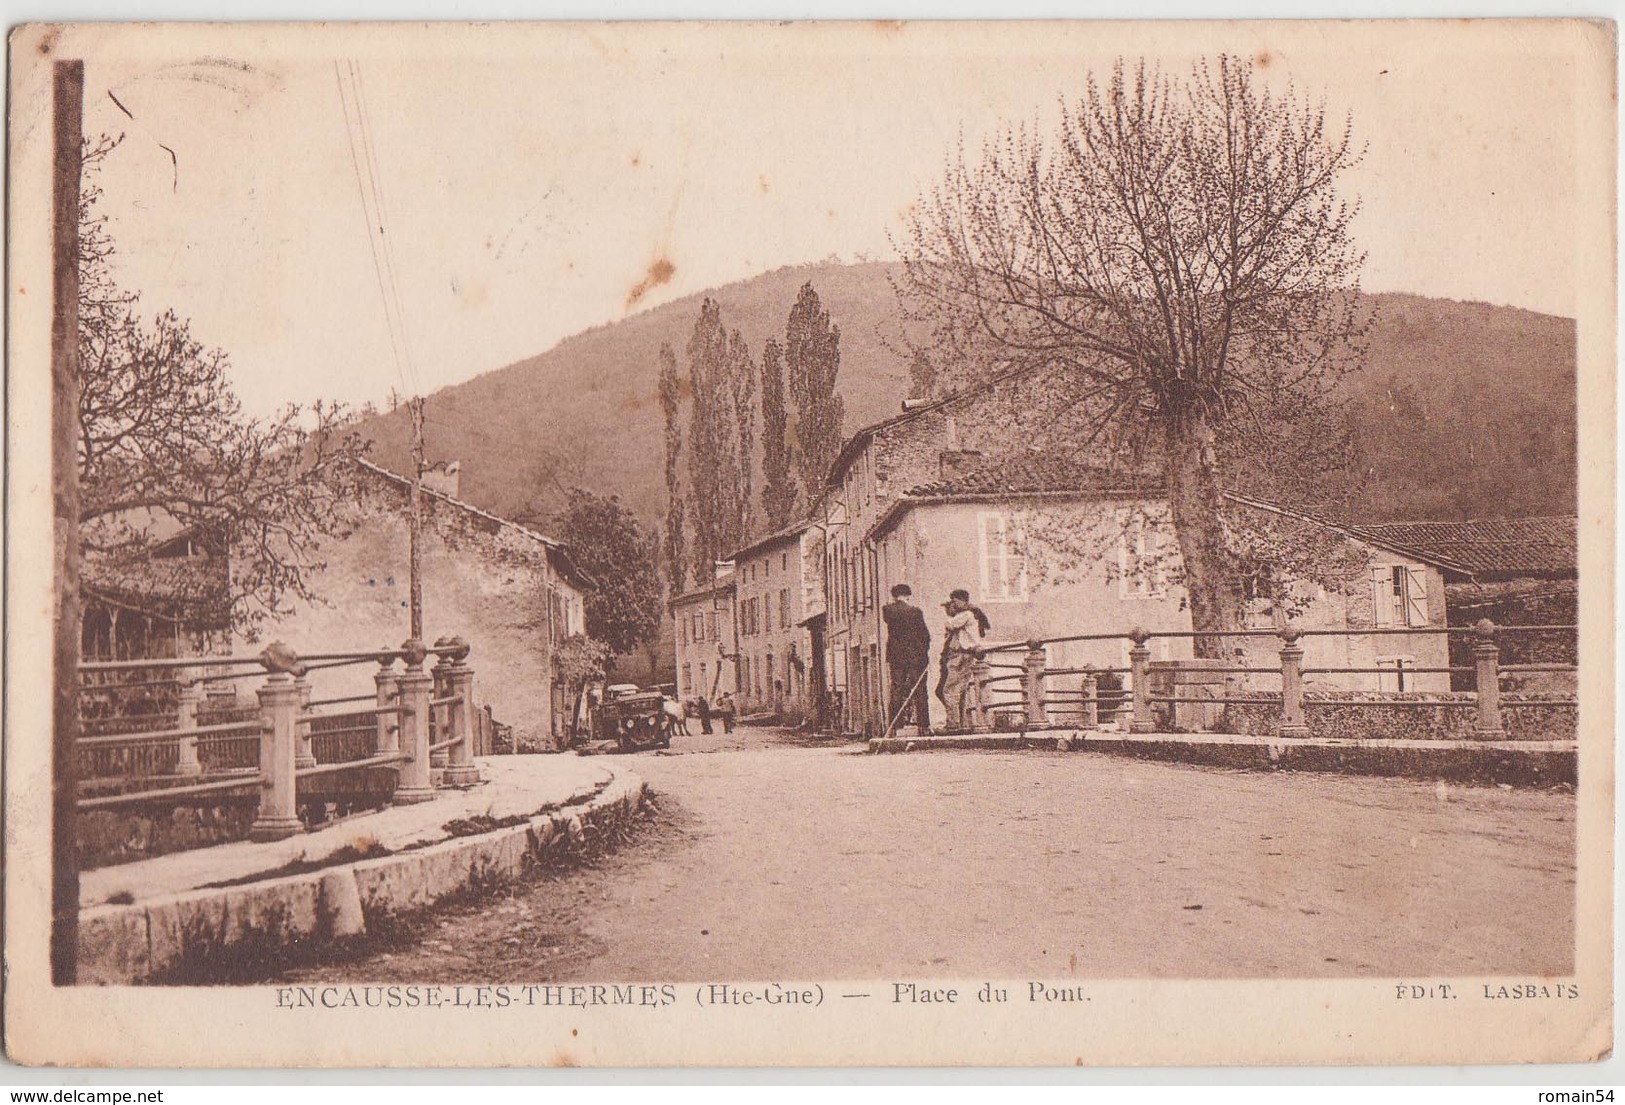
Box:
241;471;583;752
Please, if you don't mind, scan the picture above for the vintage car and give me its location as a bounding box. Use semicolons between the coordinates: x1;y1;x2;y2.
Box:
575;681;670;752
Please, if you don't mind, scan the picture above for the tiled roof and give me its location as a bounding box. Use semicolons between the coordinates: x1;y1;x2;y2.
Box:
904;452;1160;498
824;363;1032;486
1349;517;1577;578
726;520;813;563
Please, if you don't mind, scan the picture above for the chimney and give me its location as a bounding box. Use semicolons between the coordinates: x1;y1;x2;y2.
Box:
421;459;461;498
901;398;933;412
938;448;985;483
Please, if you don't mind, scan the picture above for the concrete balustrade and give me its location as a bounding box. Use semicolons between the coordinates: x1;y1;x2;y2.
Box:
293;666;316;770
1473;618;1505;739
250;649;303;842
1128;628;1155;733
441;636;480;786
1080;667;1099;730
1023;640;1049;729
1277;628;1310;738
374;657;400;756
394;638;436;805
173;669;203;777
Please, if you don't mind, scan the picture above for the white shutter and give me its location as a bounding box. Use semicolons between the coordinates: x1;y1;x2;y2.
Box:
980;513;1003;599
1404;567;1429;627
1370;566;1394;627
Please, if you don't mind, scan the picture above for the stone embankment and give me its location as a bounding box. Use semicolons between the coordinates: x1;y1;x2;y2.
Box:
77;757;648;984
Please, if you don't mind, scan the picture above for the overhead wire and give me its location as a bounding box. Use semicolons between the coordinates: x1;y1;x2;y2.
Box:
333;60;415;402
349;60;422;397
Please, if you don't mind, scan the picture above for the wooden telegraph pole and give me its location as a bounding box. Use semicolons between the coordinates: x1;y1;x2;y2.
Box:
51;58;85;985
409;395;425;642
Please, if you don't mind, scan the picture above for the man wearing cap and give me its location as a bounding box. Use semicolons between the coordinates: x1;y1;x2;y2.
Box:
941;589;985;730
882;583;932;734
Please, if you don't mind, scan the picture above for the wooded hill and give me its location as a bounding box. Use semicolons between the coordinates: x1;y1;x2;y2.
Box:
354;260;1577;538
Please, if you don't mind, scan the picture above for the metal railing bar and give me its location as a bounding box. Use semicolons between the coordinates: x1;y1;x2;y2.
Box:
310;725;383;739
304;693;386;708
76;721;268;748
427;737;461;754
1500;665;1580;673
428;695;462;708
76;677;180;692
295;752;409;780
1147;695;1288;706
79;656;267;674
1301;666;1472;675
76;774;267;811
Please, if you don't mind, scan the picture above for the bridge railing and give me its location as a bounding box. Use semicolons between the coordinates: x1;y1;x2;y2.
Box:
959;621;1577;740
74;635;479;841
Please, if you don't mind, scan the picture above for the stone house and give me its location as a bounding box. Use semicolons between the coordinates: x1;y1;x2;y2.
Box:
670;565;738;708
726;521;825;720
242;459;591;751
1349;516;1578;689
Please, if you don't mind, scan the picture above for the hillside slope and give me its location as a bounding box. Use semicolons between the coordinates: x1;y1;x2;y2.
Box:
356;262;1577;534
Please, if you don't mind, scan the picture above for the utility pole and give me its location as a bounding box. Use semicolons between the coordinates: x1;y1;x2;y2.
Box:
409;395;425;642
51;58;85;985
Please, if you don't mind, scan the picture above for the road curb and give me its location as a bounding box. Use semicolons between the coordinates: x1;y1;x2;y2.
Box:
76;768;649;984
867;730;1577;786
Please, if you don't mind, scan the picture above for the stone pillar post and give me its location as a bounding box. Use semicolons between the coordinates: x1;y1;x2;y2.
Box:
441;636;479;786
394;639;436;804
374;656;400;756
1473;618;1506;740
970;651;993;733
1023;640;1048;729
172;668;203;776
1080;666;1099;730
250;648;303;842
1277;628;1310;738
430;642;452;773
293;665;316;769
1128;628;1155;733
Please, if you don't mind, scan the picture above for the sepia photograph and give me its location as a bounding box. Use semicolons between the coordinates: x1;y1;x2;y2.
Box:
3;18;1614;1068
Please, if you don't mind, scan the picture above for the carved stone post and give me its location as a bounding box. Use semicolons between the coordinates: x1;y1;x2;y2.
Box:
293;664;316;769
430;640;452;772
970;651;993;733
1473;618;1506;740
1277;627;1310;738
374;656;399;756
394;638;435;804
1128;628;1155;733
1023;640;1048;729
1080;666;1099;730
250;645;303;842
441;636;479;786
173;667;203;776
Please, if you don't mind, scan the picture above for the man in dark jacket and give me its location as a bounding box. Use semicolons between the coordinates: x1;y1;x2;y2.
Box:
882;583;933;733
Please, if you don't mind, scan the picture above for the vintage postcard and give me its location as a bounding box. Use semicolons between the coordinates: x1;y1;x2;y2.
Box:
3;19;1614;1068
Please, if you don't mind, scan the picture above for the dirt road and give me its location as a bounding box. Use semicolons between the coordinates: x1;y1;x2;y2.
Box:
276;726;1576;983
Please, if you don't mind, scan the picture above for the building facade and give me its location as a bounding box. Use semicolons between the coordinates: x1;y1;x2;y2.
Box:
727;522;825;720
244;459;591;751
670;565;738;707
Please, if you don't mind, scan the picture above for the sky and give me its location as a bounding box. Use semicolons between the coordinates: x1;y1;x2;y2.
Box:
50;21;1595;418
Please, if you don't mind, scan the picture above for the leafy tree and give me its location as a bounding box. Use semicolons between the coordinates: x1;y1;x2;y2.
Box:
729;328;757;542
784;282;845;511
549;488;663;656
759;338;798;530
76;135;365;635
682;299;757;579
897;57;1367;652
657;342;688;591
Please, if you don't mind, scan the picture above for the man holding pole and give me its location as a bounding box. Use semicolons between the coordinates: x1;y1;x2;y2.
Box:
882;583;932;734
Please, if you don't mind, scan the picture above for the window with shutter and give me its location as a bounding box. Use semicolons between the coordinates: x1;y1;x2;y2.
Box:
1370;566;1395;627
980;512;1028;601
1404;567;1429;627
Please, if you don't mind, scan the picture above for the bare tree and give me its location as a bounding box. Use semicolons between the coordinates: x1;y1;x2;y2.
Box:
76;136;366;636
897;56;1367;650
